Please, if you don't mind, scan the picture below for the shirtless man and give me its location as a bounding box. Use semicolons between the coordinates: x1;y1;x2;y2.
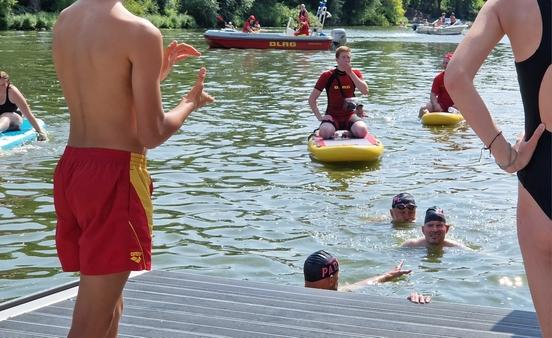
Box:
401;207;466;249
445;0;550;334
390;192;417;224
52;1;214;337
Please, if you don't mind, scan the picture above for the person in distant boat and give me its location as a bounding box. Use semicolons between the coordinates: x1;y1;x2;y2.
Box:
304;250;431;303
445;1;551;334
298;3;309;21
0;71;47;140
419;52;458;118
449;12;457;25
294;15;310;36
51;1;214;337
215;15;234;30
390;192;417;224
242;15;257;33
401;207;467;249
254;20;261;32
309;46;369;139
215;15;226;29
433;12;446;27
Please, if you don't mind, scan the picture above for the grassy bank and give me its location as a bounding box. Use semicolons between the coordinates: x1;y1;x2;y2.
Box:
4;12;196;30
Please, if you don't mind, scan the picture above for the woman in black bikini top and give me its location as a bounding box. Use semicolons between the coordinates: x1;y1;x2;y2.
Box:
0;71;47;140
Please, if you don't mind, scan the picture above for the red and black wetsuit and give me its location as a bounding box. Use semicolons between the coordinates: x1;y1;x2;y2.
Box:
314;68;363;129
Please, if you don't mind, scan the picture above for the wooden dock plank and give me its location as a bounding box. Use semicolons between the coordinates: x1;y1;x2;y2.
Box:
0;270;541;338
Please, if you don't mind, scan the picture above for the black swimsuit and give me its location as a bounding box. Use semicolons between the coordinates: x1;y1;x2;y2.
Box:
515;0;552;218
0;86;21;115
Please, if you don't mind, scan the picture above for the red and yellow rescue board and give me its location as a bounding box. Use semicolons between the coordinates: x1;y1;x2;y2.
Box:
307;131;384;163
421;112;464;126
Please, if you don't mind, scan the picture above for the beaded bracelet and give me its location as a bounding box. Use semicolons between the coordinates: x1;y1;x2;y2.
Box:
479;130;503;161
484;130;502;150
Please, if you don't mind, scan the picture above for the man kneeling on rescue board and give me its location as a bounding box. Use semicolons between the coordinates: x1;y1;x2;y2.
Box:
418;52;459;118
308;46;369;139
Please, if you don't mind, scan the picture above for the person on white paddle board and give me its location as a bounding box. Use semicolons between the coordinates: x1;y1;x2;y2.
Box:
0;71;47;140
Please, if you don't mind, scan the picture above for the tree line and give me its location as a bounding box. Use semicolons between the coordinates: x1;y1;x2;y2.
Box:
0;0;484;30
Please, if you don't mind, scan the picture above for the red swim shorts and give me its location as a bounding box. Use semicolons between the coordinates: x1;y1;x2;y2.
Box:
53;146;153;275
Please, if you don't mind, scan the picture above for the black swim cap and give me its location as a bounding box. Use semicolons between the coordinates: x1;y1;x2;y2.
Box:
392;193;416;208
424;207;446;224
304;250;339;282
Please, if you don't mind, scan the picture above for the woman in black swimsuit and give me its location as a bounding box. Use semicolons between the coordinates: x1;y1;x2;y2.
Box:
0;71;47;140
446;1;551;336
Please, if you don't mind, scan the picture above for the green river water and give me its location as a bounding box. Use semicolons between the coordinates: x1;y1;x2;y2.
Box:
0;27;533;310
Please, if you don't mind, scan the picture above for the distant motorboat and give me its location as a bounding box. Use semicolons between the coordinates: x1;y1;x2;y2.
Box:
204;28;346;50
415;21;468;35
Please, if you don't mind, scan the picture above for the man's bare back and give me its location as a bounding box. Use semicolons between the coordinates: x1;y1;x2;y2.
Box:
53;0;212;153
52;2;213;337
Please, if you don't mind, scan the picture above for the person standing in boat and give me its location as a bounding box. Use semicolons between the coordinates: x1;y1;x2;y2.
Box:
298;4;309;22
450;12;457;25
418;52;459;118
308;46;369;139
51;0;214;337
0;71;47;140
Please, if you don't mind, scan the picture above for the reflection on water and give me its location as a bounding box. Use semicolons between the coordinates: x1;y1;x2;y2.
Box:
0;27;533;310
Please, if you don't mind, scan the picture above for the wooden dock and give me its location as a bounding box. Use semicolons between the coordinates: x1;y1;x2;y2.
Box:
0;270;541;337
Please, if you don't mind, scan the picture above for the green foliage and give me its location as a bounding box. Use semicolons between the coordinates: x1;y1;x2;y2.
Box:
180;0;219;27
218;0;255;26
326;0;344;26
10;13;39;30
0;0;17;30
145;13;196;28
162;0;180;16
381;0;405;24
403;0;483;20
36;12;56;29
441;0;483;19
0;0;485;29
364;0;389;26
123;0;159;16
250;0;296;27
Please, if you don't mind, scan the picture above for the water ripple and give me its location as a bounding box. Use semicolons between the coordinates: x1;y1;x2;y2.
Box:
0;28;533;310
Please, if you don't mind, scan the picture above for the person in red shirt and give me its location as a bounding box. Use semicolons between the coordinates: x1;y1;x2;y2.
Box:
242;15;257;33
419;52;457;118
294;15;310;36
308;46;369;139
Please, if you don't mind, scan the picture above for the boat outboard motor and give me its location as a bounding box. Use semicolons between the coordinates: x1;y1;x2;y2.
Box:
331;28;347;47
